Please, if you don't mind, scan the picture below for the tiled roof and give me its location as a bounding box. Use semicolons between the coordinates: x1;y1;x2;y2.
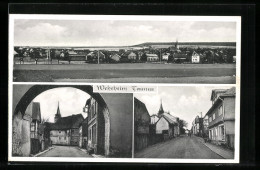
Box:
49;114;84;130
68;51;78;55
146;54;158;57
161;113;178;125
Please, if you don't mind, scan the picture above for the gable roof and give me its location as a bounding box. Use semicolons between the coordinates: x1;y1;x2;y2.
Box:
206;87;236;117
32;102;41;122
162;113;179;125
146;54;158;57
49;114;84;130
128;52;137;57
222;87;236;97
210;89;229;101
68;51;78;55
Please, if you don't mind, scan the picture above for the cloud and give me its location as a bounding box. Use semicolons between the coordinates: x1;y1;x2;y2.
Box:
32;87;90;122
135;86;233;129
14;19;237;46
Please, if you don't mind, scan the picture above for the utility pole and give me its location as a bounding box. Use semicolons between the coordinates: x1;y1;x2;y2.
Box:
98;50;100;64
160;48;161;63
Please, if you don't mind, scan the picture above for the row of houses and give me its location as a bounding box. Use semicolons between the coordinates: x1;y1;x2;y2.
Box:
134;98;180;152
14;42;205;64
191;87;236;149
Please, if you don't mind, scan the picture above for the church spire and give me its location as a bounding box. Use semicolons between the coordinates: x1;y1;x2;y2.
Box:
175;38;179;49
54;101;61;123
158;99;164;117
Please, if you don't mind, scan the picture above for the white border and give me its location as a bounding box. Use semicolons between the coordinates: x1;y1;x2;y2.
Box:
8;14;241;163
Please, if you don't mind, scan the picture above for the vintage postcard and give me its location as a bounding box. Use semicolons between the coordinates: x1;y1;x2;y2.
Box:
8;14;240;163
134;85;239;162
9;15;240;84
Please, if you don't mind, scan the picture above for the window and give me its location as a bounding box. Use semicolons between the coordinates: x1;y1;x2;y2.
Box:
31;122;35;131
59;131;61;133
209;116;212;122
64;136;66;140
218;105;223;115
213;113;215;120
30;122;37;139
219;125;225;141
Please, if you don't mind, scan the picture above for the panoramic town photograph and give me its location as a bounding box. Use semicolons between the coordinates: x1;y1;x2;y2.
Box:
134;86;236;159
12;85;133;158
12;17;237;83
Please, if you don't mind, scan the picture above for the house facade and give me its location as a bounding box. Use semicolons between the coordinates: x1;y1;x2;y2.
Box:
128;52;137;60
162;53;170;61
79;117;88;149
134;98;151;151
155;100;180;139
30;102;42;155
203;115;209;137
191;115;204;136
191;51;200;63
146;54;159;62
206;87;236;149
67;51;86;61
49;103;84;146
110;54;121;62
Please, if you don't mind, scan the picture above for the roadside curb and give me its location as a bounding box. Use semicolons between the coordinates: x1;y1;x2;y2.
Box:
201;142;225;159
34;146;54;157
194;136;229;159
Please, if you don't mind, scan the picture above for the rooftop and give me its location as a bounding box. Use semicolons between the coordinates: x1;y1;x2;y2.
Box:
49;114;84;130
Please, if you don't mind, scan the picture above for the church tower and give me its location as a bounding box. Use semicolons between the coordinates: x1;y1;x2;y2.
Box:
54;102;61;123
175;38;179;49
158;99;164;117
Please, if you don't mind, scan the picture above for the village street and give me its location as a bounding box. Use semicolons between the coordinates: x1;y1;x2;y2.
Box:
135;135;223;159
38;145;92;157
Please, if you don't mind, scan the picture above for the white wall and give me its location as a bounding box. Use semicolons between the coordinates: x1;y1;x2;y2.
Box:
50;130;70;145
156;117;169;134
151;116;159;124
192;55;200;63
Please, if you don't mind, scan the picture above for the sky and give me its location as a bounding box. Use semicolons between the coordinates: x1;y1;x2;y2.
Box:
31;87;90;123
14;19;236;46
134;86;234;129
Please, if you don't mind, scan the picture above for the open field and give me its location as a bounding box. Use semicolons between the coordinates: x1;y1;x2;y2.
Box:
13;63;236;83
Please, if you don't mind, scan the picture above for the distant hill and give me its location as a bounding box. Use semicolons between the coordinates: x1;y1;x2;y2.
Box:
133;42;236;47
15;42;236;49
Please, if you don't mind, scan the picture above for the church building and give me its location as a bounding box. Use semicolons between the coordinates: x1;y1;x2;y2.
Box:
49;102;84;146
154;100;180;139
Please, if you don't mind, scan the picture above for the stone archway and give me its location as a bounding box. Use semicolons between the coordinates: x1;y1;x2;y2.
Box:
12;85;110;157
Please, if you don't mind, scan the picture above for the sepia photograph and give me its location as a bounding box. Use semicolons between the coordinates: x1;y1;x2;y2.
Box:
10;15;240;84
134;86;237;159
11;84;133;159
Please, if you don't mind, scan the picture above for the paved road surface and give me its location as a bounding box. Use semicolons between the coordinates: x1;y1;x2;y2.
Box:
39;145;92;157
135;136;223;159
